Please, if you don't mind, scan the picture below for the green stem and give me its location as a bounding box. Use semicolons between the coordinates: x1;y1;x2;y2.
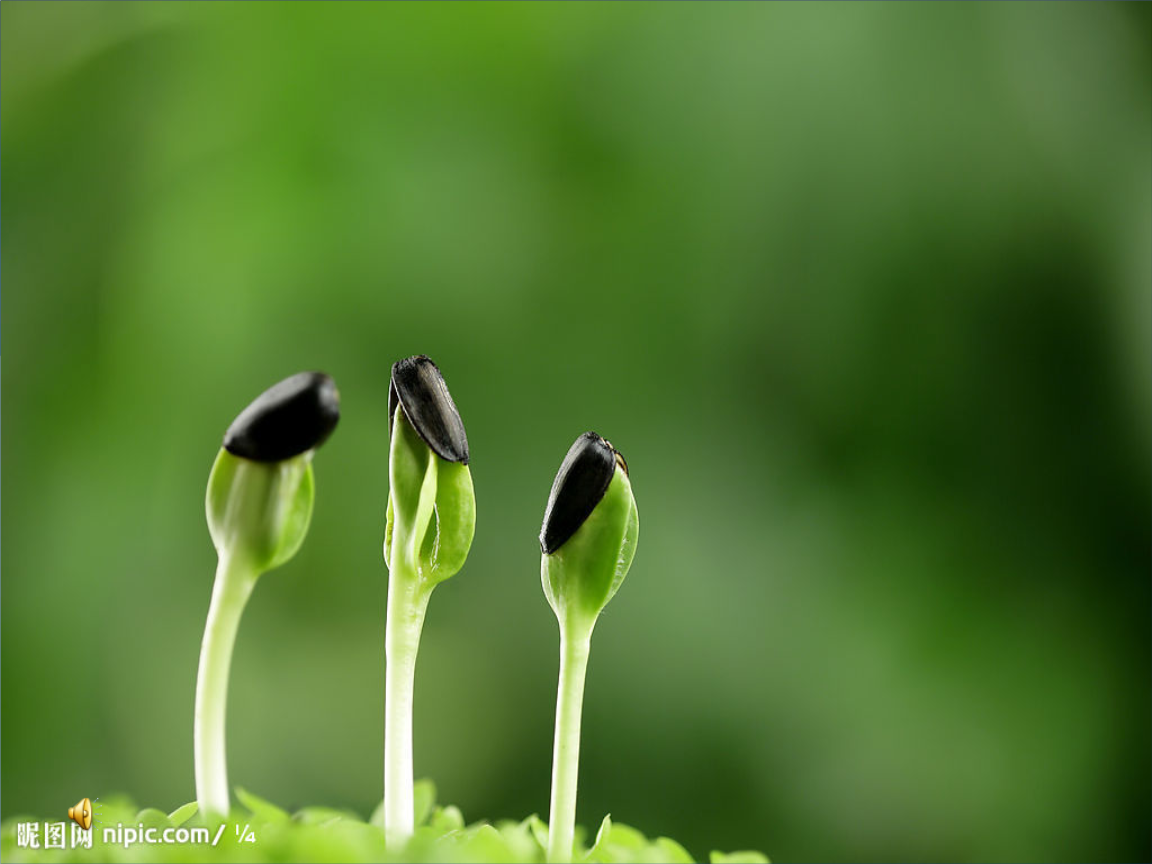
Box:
194;554;257;820
383;562;431;845
547;624;593;864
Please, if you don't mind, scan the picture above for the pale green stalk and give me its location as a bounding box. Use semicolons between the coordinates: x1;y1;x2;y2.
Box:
547;625;593;864
382;562;431;838
193;554;257;820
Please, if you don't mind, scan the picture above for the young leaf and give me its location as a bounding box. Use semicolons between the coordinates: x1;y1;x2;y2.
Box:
710;852;771;863
654;837;696;864
421;459;476;581
495;818;543;862
387;406;437;568
526;814;550;852
293;806;360;826
584;814;613;862
134;808;172;829
369;799;386;829
167;801;198;827
461;824;515;862
603;822;647;851
386;408;475;585
428;805;466;833
235;787;290;824
414;779;438;827
205;450;315;573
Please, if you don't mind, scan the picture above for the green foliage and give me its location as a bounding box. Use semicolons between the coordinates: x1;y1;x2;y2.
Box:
166;803;198;829
541;468;638;631
234;788;289;825
385;411;476;585
205;450;315;573
0;788;768;864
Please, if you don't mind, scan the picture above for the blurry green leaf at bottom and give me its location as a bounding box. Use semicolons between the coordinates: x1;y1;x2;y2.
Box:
236;786;291;824
709;852;771;863
0;793;768;863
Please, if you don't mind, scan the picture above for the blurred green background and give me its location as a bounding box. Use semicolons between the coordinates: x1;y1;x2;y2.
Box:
2;3;1149;862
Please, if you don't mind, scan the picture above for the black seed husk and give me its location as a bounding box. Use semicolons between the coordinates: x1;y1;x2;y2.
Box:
223;372;340;462
540;432;626;555
389;355;470;464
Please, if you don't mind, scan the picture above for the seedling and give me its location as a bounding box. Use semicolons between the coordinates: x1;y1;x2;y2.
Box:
540;432;639;864
9;377;771;863
195;372;340;819
382;355;476;845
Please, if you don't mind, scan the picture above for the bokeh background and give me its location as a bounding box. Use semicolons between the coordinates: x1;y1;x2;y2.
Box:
2;3;1149;862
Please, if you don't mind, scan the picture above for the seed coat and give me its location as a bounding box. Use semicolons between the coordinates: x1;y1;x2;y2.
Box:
540;432;626;555
389;355;470;465
223;371;340;462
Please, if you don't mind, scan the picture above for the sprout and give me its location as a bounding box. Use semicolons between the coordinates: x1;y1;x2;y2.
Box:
195;372;340;820
540;432;638;864
382;356;476;846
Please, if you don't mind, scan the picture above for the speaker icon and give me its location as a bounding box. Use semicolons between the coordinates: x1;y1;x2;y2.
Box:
68;797;92;831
